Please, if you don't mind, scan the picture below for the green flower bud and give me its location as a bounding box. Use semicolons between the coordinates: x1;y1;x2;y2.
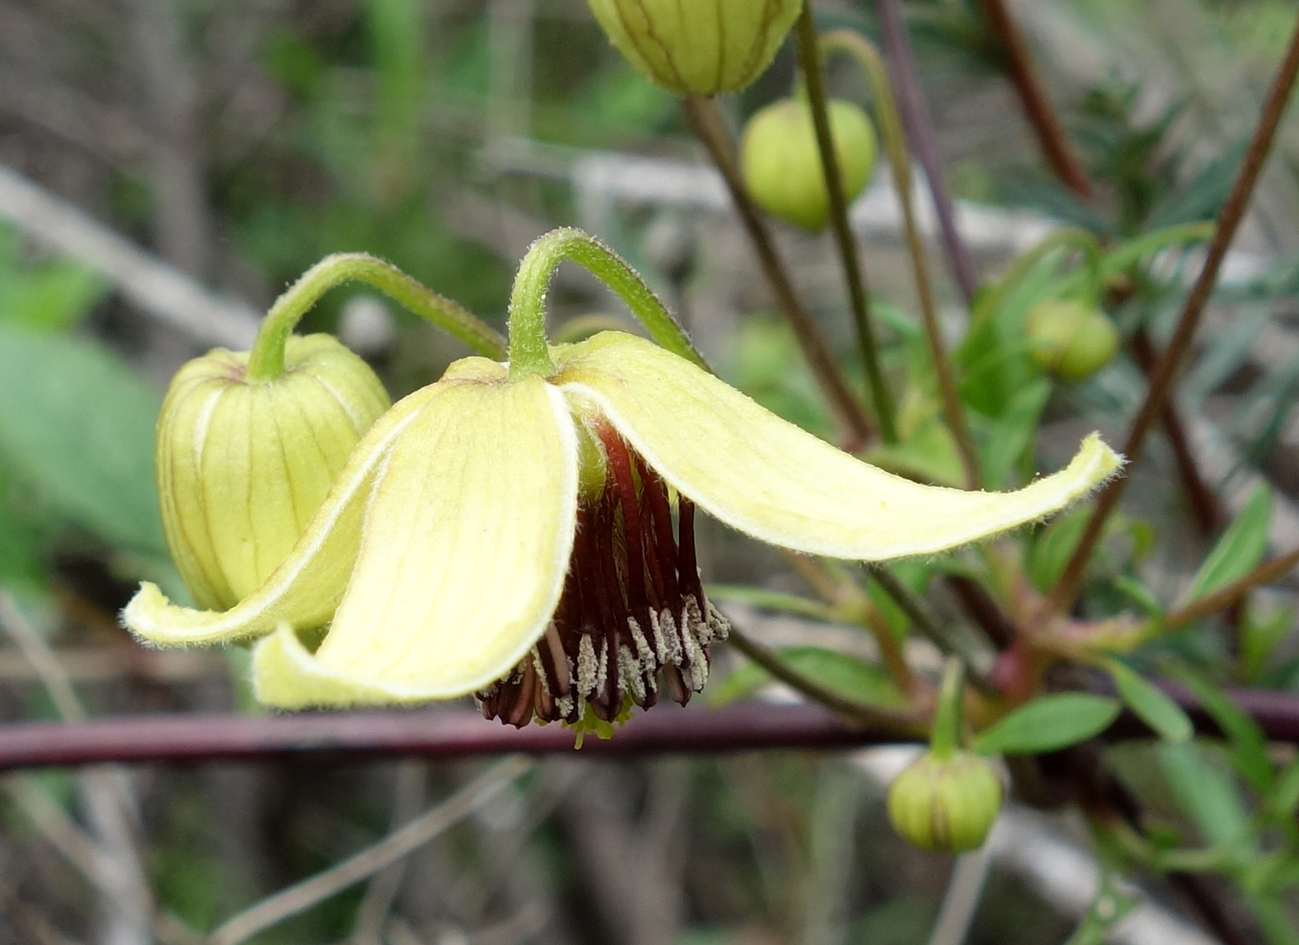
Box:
887;750;1003;853
1024;300;1119;381
741;97;878;232
157;334;390;611
586;0;803;96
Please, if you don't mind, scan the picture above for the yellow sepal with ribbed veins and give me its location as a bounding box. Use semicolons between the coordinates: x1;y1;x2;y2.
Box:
586;0;803;96
253;375;579;707
156;334;390;610
556;332;1122;560
123;381;441;645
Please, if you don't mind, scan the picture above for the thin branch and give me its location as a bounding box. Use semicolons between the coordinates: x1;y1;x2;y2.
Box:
2;689;1299;771
795;8;897;443
209;757;531;945
1049;19;1299;615
1162;547;1299;633
1130;328;1224;537
352;760;428;945
681;95;876;449
977;0;1224;542
0;591;172;945
0;592;85;722
976;0;1094;198
819;27;979;485
865;565;997;695
723;625;923;733
0;704;917;771
872;0;980;304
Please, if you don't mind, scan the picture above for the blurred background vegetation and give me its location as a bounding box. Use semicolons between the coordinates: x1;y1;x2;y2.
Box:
3;0;1299;943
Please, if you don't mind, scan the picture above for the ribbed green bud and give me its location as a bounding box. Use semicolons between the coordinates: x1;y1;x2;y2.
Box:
156;334;390;611
1024;300;1119;381
586;0;803;96
887;750;1003;853
741;97;878;232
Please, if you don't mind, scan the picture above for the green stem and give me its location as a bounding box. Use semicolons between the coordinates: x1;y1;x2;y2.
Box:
794;9;898;443
820;26;980;486
706;585;838;622
971;228;1103;332
508;228;706;381
724;624;923;733
246;253;505;382
930;656;966;759
864;563;997;696
1099;221;1214;277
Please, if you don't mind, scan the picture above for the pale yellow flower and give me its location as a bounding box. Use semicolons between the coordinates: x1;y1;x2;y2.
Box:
124;331;1120;728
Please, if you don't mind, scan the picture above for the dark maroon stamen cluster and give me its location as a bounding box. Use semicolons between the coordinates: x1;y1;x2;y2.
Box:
477;427;728;729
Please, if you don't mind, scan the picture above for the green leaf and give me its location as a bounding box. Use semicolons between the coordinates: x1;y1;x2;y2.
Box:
1157;741;1253;848
977;377;1050;489
1185;486;1271;603
1268;759;1299;819
1105;661;1192;742
1111;575;1164;619
0;225;107;332
0;326;164;555
709;646;906;708
1026;507;1090;592
1169;668;1272;793
973;694;1121;755
1243;602;1296;681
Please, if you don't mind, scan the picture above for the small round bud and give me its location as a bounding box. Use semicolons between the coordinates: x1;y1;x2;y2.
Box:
887;750;1003;853
741;97;878;232
586;0;803;96
1024;300;1119;381
157;334;390;610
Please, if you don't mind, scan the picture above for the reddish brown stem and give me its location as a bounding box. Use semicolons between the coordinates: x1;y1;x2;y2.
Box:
1164;547;1299;632
977;0;1094;198
682;96;876;449
1049;21;1299;615
1131;328;1224;536
6;682;1299;771
0;705;911;771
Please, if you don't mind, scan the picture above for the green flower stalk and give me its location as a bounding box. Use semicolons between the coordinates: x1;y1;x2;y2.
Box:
125;229;1122;731
586;0;803;96
888;660;1004;852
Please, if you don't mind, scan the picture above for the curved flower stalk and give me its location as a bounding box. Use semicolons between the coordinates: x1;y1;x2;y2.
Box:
123;231;1122;731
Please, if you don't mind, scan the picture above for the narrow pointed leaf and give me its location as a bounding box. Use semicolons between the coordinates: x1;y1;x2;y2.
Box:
709;646;907;708
973;694;1121;755
1105;661;1192;742
1168;668;1272;792
254;376;578;705
1185;486;1271;603
558;333;1122;561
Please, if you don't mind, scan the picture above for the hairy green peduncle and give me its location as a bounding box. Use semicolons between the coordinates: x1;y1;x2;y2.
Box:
246;253;506;382
929;657;967;759
508;228;708;381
